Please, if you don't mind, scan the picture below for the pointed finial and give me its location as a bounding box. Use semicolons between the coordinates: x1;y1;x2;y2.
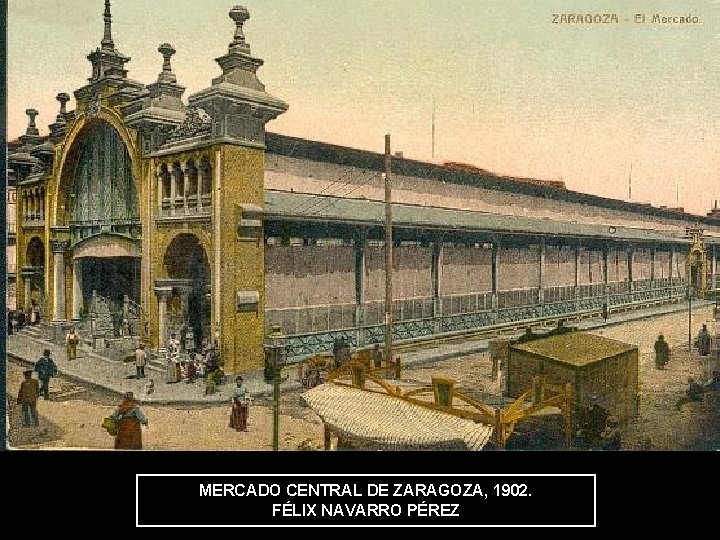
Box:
157;43;177;83
25;109;40;136
229;6;251;53
101;0;114;50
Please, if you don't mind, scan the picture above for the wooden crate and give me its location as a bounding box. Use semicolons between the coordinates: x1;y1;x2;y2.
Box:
507;331;638;423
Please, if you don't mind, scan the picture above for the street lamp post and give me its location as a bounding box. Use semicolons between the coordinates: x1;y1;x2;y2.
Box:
264;325;287;451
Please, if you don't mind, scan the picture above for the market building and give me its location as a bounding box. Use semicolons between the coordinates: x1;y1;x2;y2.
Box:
8;2;720;374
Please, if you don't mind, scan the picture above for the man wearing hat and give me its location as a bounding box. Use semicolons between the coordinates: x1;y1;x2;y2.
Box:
17;370;40;427
34;349;58;400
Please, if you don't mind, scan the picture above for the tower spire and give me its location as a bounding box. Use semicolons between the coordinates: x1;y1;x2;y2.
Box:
101;0;114;50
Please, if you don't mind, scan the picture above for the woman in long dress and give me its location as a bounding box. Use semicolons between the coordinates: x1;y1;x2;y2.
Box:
229;376;249;431
166;353;181;383
111;392;148;450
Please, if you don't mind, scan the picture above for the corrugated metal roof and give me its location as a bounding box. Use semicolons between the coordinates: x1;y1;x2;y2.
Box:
265;190;693;244
302;384;494;451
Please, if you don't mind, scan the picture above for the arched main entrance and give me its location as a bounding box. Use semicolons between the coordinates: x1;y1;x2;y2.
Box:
159;234;211;351
62;120;141;335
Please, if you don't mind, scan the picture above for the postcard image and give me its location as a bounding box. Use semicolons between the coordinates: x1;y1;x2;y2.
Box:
4;0;719;453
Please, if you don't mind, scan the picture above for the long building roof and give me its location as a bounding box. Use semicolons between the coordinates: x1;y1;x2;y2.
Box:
265;190;718;245
266;132;718;226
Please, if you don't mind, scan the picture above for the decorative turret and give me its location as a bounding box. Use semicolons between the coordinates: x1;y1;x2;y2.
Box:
49;93;71;141
123;43;187;153
188;5;288;147
86;0;131;82
25;109;40;137
74;0;145;111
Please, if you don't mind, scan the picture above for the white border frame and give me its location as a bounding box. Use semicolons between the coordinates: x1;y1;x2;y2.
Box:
136;473;596;527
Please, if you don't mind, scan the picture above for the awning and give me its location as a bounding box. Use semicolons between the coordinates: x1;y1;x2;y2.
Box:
302;384;494;451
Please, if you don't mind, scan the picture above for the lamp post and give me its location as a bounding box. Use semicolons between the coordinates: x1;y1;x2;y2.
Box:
264;324;287;451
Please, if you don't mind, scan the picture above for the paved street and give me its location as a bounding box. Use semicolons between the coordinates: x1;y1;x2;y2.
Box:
5;302;718;450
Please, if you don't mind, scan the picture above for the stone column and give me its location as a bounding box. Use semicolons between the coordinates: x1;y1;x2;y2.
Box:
22;269;34;309
72;258;83;320
538;239;546;315
154;286;173;349
603;245;611;310
431;241;444;332
650;246;656;285
157;168;164;215
575;244;581;312
39;190;44;221
51;239;69;323
491;239;499;323
669;248;675;286
182;161;190;214
354;232;366;347
170;167;177;216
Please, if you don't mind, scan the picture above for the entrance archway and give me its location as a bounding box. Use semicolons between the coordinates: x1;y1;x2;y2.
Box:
163;234;211;351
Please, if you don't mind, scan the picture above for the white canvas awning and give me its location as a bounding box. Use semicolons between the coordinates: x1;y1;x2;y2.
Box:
302;384;494;451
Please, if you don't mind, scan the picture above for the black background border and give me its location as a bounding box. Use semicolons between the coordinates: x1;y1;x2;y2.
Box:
1;1;715;532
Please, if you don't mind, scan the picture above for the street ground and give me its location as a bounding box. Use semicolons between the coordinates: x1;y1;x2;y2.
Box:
5;306;718;451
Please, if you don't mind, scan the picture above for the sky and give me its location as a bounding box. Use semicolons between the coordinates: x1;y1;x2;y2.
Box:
6;0;719;216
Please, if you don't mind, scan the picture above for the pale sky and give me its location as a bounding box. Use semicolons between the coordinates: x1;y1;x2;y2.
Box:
7;0;719;216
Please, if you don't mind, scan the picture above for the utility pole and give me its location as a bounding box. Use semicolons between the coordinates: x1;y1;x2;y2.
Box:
384;134;393;370
431;100;436;160
628;163;633;200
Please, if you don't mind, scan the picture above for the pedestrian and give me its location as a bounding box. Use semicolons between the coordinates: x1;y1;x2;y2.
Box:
8;310;14;335
16;309;26;329
654;334;670;370
165;351;181;383
34;349;58;400
16;369;40;427
180;324;188;353
602;303;609;323
229;376;250;431
675;378;705;411
135;343;147;379
66;325;81;361
332;337;342;368
184;360;197;384
110;392;148;450
575;395;608;449
372;343;383;369
600;416;622;451
697;324;711;356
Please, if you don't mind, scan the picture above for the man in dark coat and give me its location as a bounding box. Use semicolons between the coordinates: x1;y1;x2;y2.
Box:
576;396;608;449
654;334;670;369
34;349;58;400
17;370;40;427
